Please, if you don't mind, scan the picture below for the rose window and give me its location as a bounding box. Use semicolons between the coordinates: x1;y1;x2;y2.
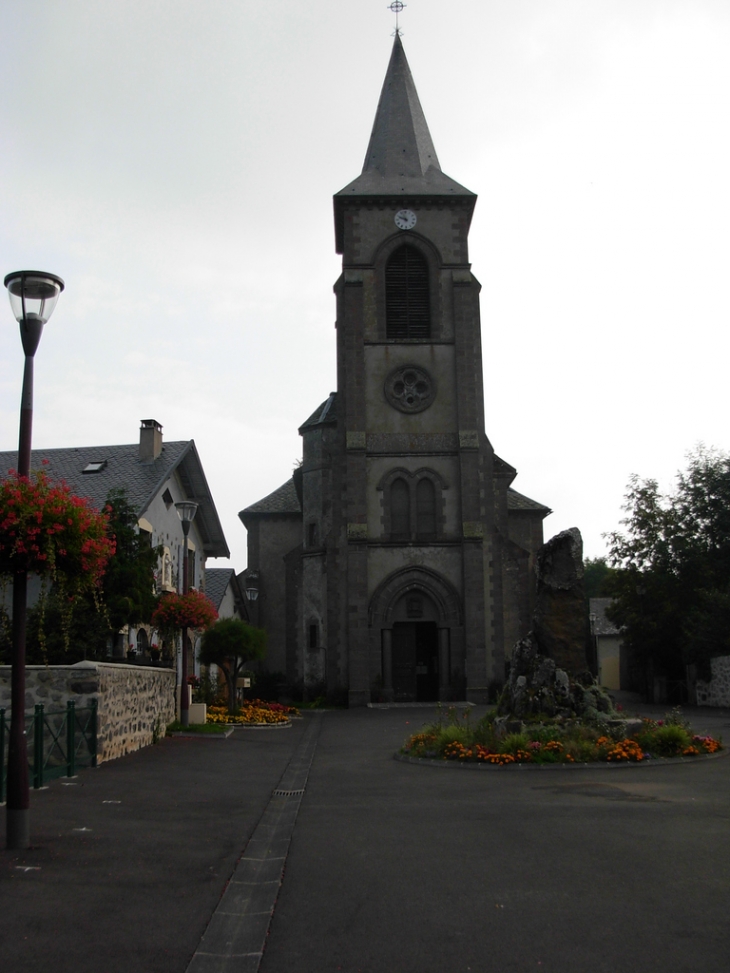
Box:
384;365;436;414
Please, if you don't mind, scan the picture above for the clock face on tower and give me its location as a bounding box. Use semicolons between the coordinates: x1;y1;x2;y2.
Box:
394;209;417;230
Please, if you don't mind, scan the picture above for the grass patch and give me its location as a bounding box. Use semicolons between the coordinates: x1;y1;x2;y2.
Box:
166;721;229;735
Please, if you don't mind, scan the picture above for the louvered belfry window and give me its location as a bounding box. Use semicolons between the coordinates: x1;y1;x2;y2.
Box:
386;245;430;339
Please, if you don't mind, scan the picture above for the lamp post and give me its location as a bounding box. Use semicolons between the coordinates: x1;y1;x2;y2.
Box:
4;270;64;850
175;501;198;727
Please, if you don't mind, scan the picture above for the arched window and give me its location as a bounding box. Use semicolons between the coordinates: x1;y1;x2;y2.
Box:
416;478;436;539
385;245;430;339
390;478;411;539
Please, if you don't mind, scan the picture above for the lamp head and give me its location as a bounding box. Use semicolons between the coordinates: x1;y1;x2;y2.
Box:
175;501;199;525
4;271;65;326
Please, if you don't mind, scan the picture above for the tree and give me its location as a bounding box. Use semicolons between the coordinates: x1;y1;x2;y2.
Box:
102;489;161;636
605;446;730;687
198;619;268;713
584;557;616;599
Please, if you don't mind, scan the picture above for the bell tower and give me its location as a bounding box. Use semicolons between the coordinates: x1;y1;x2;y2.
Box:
328;35;514;705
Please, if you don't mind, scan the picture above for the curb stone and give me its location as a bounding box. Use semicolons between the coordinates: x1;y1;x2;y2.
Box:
394;747;729;771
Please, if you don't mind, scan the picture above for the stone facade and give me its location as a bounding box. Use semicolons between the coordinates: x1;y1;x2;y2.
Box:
694;655;730;708
0;662;176;764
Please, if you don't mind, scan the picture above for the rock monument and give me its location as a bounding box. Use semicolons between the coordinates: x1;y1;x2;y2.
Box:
499;528;615;720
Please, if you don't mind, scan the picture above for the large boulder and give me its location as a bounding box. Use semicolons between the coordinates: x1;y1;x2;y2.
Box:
498;528;613;720
533;527;590;672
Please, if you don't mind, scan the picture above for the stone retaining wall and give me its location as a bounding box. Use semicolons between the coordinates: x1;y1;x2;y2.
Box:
0;662;176;764
695;655;730;708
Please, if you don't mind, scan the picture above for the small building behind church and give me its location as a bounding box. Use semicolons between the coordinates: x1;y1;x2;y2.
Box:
240;37;550;705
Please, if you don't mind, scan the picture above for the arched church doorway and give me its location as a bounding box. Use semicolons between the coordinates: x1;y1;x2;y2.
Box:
369;566;464;703
392;620;439;701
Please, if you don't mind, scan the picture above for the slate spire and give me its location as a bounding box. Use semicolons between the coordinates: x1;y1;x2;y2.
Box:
362;33;441;179
335;34;474;200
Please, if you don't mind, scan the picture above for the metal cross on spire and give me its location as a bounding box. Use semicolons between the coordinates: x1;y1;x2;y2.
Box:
388;1;406;36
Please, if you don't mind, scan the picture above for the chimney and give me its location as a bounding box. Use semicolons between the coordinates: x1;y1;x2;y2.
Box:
139;419;163;463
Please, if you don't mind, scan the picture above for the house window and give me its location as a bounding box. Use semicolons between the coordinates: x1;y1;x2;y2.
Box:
416;478;436;539
390;478;411;539
309;623;318;649
308;522;318;548
385;245;430;339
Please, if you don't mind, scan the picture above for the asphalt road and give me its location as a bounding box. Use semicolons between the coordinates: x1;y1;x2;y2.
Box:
2;703;730;973
261;705;730;973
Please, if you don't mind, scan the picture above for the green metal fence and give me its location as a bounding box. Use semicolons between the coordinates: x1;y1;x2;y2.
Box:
0;699;97;803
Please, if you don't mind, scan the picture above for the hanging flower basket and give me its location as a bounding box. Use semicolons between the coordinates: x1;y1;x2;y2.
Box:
0;470;115;589
151;589;218;635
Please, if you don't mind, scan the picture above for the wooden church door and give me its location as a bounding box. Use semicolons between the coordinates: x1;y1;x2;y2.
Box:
392;622;439;701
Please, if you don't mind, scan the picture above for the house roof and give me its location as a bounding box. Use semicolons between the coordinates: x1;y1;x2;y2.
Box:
204;567;236;610
590;598;621;637
334;35;475;252
239;478;301;519
507;488;552;515
0;438;229;558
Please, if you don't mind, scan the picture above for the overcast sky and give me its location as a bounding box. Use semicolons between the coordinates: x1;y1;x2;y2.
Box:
2;0;729;572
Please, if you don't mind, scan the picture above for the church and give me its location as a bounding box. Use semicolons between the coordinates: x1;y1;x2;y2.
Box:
240;36;550;706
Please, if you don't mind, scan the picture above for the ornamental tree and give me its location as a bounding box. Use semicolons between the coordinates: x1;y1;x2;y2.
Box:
198;618;267;713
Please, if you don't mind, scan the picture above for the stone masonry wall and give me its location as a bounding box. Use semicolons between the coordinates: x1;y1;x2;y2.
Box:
0;662;176;764
695;655;730;708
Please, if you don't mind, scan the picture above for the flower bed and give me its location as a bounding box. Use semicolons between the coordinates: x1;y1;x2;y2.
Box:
207;699;299;726
401;707;723;765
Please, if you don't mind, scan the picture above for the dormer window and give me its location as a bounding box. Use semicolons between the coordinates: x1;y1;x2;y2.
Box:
386;245;430;339
82;460;107;474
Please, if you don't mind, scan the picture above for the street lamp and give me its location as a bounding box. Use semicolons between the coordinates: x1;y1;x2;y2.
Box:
4;270;65;851
175;500;198;727
244;571;259;602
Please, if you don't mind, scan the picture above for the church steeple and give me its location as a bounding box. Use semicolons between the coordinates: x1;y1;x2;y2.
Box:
335;35;474;218
362;34;441;181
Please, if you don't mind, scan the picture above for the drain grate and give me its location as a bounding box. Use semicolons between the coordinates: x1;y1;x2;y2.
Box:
272;788;305;797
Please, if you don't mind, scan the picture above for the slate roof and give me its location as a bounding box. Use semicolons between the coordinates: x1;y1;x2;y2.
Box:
0;438;229;558
299;392;337;433
334;35;475;253
336;36;474;200
239;478;301;519
507;488;551;515
590;598;621;637
204;568;235;610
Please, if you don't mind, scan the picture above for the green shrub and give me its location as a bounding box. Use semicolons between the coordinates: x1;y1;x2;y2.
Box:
500;732;530;755
436;725;471;748
640;724;692;756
